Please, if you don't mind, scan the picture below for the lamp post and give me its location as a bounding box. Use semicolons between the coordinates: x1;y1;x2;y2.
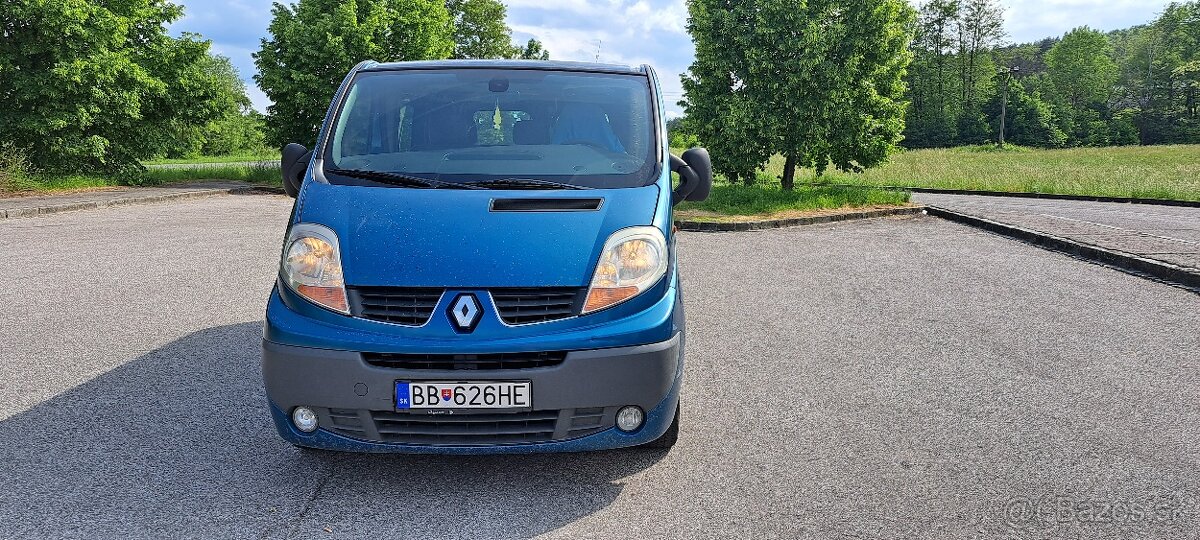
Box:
998;66;1020;148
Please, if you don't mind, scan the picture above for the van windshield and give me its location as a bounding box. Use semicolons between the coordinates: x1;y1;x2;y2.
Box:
324;69;659;189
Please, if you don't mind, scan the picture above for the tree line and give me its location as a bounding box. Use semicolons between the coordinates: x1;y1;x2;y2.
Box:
905;0;1200;149
677;0;1200;188
0;0;547;175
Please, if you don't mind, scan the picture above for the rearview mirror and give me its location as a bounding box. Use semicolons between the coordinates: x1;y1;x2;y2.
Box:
280;143;312;198
670;147;713;205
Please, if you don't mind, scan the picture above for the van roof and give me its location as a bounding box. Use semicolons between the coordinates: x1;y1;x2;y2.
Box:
361;59;649;76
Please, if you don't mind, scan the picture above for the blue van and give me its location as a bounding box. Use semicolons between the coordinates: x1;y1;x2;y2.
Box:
263;60;712;454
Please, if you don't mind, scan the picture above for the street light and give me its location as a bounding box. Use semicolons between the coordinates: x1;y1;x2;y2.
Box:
998;66;1020;148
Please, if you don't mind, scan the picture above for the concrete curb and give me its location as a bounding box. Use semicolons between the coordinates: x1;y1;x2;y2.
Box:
796;183;1200;208
926;206;1200;293
674;205;925;232
0;186;284;221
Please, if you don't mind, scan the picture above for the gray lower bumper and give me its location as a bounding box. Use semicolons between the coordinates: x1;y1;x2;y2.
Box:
262;334;682;445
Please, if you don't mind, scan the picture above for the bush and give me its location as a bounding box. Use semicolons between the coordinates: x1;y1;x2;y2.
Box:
0;144;33;192
1;3;244;173
668;131;700;149
958;143;1033;153
202;113;268;157
1109;109;1141;146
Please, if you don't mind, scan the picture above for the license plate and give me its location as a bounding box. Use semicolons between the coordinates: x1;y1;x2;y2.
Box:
395;381;531;410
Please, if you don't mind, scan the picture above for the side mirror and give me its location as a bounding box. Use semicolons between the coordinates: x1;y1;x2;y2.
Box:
280;143;312;198
670;147;713;205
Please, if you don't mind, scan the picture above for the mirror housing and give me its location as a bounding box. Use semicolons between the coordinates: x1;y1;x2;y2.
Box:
280;143;312;198
670;147;713;205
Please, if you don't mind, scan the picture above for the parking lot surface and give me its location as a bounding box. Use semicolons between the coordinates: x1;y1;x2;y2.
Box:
1;195;1198;539
916;192;1200;272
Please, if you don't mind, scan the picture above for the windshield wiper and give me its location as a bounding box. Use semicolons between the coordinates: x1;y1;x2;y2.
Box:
468;178;590;190
326;168;482;190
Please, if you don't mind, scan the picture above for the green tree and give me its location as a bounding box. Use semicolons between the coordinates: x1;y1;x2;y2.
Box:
1044;27;1119;145
680;0;772;184
0;1;235;172
1130;2;1200;143
161;54;258;158
515;38;550;60
1176;60;1200;120
254;0;454;148
198;56;266;156
666;116;700;149
1046;27;1118;109
683;0;916;189
984;75;1065;147
904;0;1004;148
446;0;516;59
956;0;1005;110
906;0;963;148
1107;107;1140;145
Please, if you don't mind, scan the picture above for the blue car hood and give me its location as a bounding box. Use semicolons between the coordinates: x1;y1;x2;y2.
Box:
296;181;661;288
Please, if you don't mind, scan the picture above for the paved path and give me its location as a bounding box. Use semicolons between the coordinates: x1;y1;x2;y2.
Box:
916;193;1200;272
1;196;1198;539
0;181;265;219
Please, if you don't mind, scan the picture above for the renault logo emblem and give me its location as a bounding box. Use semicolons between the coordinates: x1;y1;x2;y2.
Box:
447;294;482;333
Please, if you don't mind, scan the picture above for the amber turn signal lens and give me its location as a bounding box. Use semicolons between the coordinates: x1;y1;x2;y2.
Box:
297;285;350;313
282;224;351;315
583;227;669;314
584;286;638;313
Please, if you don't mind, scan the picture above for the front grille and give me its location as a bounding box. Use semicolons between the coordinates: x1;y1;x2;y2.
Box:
326;408;368;437
319;407;614;446
349;287;442;326
566;407;607;438
346;286;585;326
491;287;584;325
372;410;559;445
362;351;567;371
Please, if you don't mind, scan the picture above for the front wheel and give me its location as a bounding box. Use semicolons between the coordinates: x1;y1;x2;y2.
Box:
640;404;680;449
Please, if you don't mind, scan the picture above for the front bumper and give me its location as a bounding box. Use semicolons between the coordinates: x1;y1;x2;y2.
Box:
263;333;683;453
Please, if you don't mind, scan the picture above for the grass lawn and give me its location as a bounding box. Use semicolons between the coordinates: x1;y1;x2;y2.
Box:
139;163;281;184
14;144;1195;204
676;183;912;222
143;150;279;166
765;144;1200;201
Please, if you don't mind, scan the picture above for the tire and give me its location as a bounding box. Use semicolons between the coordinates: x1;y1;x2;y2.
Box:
641;404;680;449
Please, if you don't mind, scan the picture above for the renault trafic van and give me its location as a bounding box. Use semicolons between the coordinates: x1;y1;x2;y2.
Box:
263;60;712;453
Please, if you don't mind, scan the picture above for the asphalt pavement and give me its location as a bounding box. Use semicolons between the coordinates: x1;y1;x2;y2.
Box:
916;193;1200;272
0;182;261;219
1;196;1198;539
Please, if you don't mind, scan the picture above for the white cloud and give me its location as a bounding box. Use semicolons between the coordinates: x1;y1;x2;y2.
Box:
906;0;1171;43
999;0;1170;42
175;0;1171;117
507;1;692;113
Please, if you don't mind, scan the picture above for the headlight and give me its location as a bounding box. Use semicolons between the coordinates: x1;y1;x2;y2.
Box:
583;226;668;314
281;223;349;314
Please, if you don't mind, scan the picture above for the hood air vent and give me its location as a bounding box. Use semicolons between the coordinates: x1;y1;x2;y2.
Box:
490;198;603;212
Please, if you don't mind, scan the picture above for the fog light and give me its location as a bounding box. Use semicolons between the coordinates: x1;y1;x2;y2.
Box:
616;406;644;432
292;406;318;433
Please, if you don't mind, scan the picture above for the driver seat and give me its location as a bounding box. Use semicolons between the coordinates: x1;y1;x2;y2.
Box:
550;103;625;153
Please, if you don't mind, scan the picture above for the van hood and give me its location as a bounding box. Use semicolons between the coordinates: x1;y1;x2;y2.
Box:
296;182;661;288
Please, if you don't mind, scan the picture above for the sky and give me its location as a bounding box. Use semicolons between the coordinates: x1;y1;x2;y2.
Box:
170;0;1177;117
